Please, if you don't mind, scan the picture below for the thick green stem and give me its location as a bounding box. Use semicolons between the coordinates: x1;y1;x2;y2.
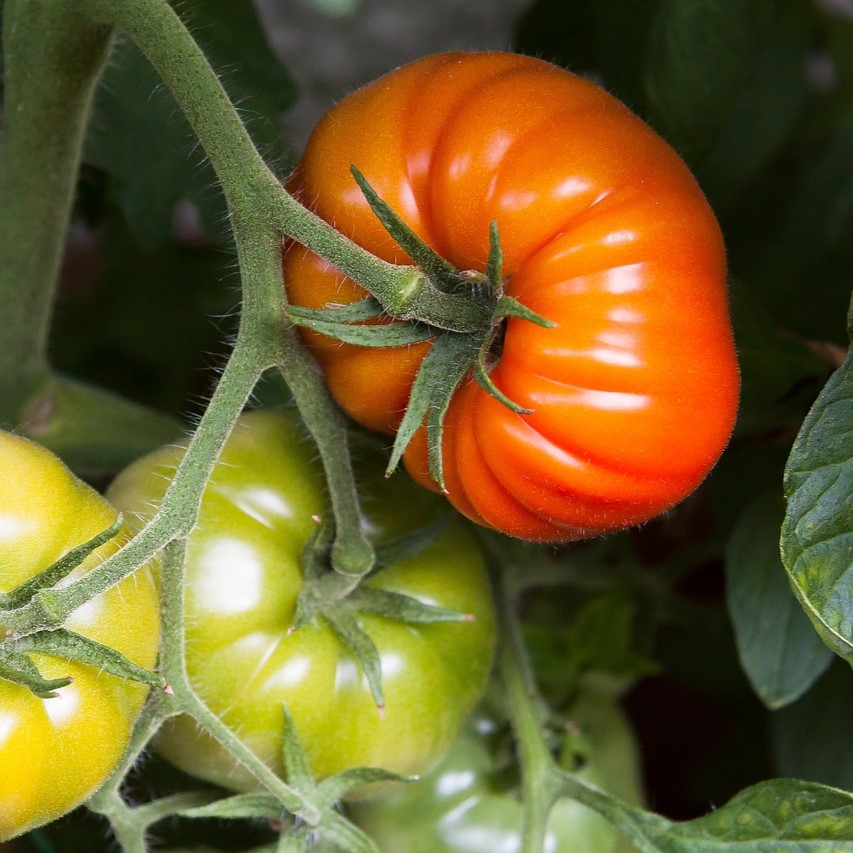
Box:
5;337;266;637
0;0;112;412
277;344;374;575
82;0;375;572
496;570;561;853
496;566;662;853
82;0;488;334
156;538;318;822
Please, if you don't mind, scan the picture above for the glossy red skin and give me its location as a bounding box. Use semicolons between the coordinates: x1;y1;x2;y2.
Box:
283;51;740;542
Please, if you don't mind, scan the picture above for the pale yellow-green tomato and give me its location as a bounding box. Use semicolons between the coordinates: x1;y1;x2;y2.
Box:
107;411;496;795
0;431;160;841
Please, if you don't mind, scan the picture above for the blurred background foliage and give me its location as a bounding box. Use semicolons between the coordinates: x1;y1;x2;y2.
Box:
2;0;851;849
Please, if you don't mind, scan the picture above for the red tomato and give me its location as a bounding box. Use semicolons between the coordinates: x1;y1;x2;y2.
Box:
283;52;739;542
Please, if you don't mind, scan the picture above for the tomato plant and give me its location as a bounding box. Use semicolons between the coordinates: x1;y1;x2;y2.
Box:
351;687;643;852
284;51;740;542
2;1;852;849
107;410;496;791
0;431;160;841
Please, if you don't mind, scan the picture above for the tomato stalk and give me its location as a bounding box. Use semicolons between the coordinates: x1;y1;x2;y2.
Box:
0;0;111;412
496;562;682;853
79;0;381;574
495;567;566;853
87;537;385;852
3;333;265;638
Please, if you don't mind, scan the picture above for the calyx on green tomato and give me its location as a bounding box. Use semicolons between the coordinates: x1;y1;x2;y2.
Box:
284;51;740;543
352;688;643;852
107;410;496;792
0;431;160;841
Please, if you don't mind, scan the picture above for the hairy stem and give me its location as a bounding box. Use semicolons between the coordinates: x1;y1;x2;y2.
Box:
5;337;266;637
156;538;320;822
82;0;489;334
495;569;561;853
0;0;112;412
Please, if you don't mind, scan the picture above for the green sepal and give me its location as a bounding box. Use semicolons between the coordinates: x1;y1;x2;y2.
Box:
370;515;451;575
282;705;314;790
179;792;282;821
0;515;123;610
0;651;71;698
486;220;503;289
351;166;457;283
387;332;479;488
290;297;385;324
325;606;385;711
15;628;165;689
277;708;390;851
290;307;437;348
289;520;333;632
348;586;472;624
277;832;313;853
473;343;533;415
496;294;555;328
317;767;413;807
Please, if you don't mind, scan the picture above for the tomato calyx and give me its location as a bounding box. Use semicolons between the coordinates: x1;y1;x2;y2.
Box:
289;517;474;712
180;708;410;847
288;174;554;490
0;516;165;698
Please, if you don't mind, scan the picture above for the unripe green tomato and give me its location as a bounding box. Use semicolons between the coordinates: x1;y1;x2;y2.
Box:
107;410;496;793
351;689;643;852
0;431;160;841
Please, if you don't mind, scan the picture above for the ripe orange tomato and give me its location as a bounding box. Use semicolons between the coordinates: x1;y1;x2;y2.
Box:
284;51;739;542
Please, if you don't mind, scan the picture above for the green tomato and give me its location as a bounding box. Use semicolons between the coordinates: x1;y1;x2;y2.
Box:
0;431;160;841
351;689;644;852
107;410;496;791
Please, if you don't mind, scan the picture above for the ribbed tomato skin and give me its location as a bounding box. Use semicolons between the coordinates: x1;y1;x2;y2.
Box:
283;52;739;542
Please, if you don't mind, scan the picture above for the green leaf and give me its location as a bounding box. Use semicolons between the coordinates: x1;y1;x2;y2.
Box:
370;516;451;573
782;298;853;663
620;779;853;849
496;295;555;328
645;0;811;206
726;492;833;709
526;592;658;700
514;0;661;113
289;298;384;324
0;0;5;93
473;350;531;415
486;220;503;289
317;767;412;807
19;375;184;478
86;0;295;248
761;120;853;297
772;662;853;792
